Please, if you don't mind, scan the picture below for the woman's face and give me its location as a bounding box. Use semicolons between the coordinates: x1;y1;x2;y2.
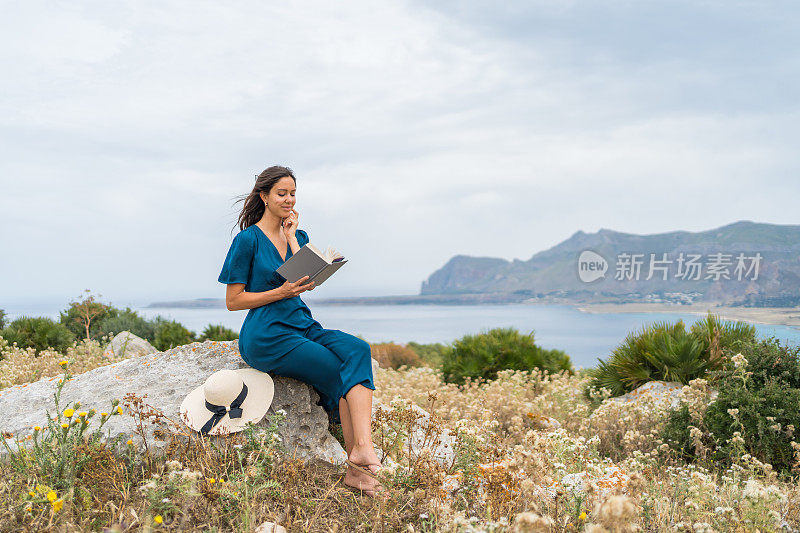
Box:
261;176;296;217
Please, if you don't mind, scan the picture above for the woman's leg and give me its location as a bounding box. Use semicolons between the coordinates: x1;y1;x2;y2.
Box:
344;383;380;468
303;327;383;495
338;397;355;455
304;327;380;470
260;335;380;493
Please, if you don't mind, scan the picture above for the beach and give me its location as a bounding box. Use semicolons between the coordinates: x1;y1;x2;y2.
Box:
576;302;800;328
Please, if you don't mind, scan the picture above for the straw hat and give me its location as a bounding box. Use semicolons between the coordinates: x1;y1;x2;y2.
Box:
180;368;275;435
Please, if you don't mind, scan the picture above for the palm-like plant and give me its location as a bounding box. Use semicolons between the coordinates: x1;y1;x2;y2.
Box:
587;313;756;398
690;312;756;359
640;321;706;383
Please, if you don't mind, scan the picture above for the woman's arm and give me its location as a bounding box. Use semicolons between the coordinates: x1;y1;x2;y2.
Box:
283;209;303;255
225;277;315;311
225;284;284;311
287;234;301;256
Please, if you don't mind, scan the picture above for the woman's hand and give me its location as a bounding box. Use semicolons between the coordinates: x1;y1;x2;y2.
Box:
280;275;315;298
282;208;300;241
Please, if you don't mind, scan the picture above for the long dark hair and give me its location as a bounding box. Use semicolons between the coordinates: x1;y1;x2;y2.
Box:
231;165;296;233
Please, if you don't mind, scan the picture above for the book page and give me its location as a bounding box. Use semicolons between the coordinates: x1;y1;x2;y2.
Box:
306;243;344;263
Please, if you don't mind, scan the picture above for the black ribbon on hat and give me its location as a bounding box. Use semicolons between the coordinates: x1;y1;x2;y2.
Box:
200;382;248;435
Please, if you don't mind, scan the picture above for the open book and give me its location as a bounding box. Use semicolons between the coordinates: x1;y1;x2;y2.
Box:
276;243;347;287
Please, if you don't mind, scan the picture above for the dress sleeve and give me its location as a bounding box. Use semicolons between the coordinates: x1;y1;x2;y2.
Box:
218;229;256;285
296;229;309;247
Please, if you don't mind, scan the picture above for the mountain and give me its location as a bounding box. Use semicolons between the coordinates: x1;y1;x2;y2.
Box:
420;220;800;306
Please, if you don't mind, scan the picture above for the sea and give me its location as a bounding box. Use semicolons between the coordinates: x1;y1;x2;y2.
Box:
7;302;798;370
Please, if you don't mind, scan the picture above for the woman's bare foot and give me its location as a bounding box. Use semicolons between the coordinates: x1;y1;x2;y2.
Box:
343;464;383;496
344;444;384;496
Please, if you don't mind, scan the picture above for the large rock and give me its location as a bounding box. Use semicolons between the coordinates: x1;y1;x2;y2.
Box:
611;380;684;409
611;380;718;410
0;340;348;465
102;331;158;359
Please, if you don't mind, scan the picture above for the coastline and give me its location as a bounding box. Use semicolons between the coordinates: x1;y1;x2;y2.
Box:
575;302;800;329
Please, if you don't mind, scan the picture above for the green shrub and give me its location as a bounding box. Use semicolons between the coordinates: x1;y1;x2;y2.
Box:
659;404;694;461
586;313;756;397
441;327;572;385
199;324;239;342
0;309;6;329
153;319;196;351
97;307;157;342
662;337;800;476
0;316;76;355
406;341;451;367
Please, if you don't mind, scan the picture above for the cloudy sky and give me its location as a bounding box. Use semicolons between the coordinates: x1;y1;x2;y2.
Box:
2;0;798;312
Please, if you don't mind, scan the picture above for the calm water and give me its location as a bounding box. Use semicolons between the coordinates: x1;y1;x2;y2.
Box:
6;302;799;369
130;303;800;369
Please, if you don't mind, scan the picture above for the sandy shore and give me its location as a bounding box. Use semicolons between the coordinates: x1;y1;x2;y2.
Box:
575;302;800;329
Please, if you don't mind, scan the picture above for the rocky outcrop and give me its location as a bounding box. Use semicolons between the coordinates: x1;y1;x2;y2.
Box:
611;380;718;409
102;331;157;359
0;339;348;465
611;380;685;408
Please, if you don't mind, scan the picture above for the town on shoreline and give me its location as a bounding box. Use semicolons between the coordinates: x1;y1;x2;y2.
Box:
146;296;800;329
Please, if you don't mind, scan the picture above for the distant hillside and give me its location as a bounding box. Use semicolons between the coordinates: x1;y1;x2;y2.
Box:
420;220;800;306
155;220;800;309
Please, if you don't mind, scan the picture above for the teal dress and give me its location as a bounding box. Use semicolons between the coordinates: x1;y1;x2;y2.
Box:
218;224;375;423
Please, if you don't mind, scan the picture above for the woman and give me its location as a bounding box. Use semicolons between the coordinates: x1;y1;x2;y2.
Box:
218;165;383;496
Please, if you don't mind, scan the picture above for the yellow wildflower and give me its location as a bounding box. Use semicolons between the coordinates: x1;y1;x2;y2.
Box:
154;515;163;524
579;511;587;520
24;505;32;512
100;412;108;417
33;426;41;432
28;491;35;497
46;490;57;502
63;408;74;418
61;423;69;429
220;478;226;483
52;499;64;512
127;439;133;446
78;411;88;418
208;478;215;484
58;360;68;366
116;406;123;414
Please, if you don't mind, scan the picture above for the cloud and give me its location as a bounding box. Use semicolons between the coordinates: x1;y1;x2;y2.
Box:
1;0;798;308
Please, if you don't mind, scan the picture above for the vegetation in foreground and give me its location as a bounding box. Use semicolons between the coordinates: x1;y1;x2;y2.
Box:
0;333;798;530
1;294;799;530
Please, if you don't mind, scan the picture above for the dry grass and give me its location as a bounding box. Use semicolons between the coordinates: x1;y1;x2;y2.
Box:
1;335;798;531
0;335;127;389
370;342;423;369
